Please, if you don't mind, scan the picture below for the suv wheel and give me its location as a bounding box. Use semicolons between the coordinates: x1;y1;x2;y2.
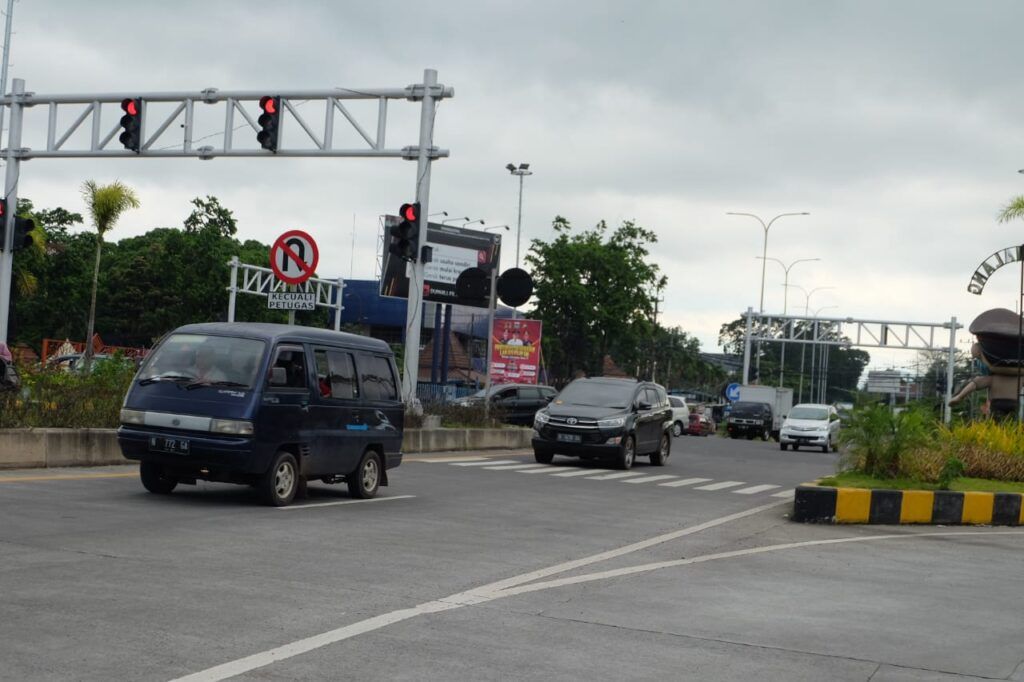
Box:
616;435;636;470
534;448;554;464
650;432;670;466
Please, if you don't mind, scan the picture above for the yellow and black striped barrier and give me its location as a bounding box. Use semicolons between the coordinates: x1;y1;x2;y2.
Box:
793;486;1024;525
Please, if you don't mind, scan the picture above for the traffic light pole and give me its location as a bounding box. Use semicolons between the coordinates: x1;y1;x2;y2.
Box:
0;77;23;346
400;69;440;408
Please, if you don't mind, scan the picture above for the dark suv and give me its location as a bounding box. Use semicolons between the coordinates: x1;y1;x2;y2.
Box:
453;383;557;425
726;401;773;440
531;378;673;469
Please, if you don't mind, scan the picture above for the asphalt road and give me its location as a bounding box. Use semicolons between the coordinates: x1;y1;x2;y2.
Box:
2;434;1023;681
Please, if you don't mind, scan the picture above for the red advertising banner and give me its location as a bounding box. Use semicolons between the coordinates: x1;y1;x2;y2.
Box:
490;318;542;384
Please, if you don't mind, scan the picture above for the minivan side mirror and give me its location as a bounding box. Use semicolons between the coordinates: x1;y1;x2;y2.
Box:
269;367;287;386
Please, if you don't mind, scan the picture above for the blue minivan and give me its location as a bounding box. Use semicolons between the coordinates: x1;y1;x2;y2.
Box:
118;322;404;506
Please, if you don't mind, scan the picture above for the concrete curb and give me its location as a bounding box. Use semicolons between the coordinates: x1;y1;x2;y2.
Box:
793;485;1024;525
0;427;535;470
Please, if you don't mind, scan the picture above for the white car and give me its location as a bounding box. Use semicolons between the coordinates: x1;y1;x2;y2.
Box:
668;395;690;437
779;403;840;453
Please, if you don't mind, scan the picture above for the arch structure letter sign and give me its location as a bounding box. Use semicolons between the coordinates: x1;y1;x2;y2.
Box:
968;245;1024;295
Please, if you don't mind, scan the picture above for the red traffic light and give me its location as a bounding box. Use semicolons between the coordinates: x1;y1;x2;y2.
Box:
259;96;277;115
121;98;138;116
401;203;418;222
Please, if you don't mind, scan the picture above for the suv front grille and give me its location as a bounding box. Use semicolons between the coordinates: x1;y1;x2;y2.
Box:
547;416;599;429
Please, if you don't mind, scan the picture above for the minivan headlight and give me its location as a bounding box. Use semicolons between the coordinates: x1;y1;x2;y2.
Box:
120;408;145;425
211;419;254;436
598;416;626;428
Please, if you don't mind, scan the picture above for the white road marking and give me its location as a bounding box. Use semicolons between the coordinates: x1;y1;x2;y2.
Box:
517;466;563;474
417;456;488;463
659;477;712;487
549;468;613;477
172;500;787;681
732;484;781;495
623;475;678;484
277;495;416;511
484;464;551;471
772;490;796;499
450;459;518;467
585;471;644;480
695;480;746;491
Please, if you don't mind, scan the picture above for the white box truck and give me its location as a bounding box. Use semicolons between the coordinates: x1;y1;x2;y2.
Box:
736;385;794;439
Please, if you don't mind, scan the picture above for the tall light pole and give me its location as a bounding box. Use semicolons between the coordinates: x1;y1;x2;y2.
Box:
756;256;819;388
784;284;836;403
726;212;810;313
507;162;532;269
810;304;838;403
727;211;809;383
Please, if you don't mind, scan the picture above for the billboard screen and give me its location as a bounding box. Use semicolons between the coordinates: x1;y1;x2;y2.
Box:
490;318;542;385
380;218;501;308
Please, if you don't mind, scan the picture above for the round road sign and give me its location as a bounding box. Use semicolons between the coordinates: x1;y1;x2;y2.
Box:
725;382;741;402
270;230;319;285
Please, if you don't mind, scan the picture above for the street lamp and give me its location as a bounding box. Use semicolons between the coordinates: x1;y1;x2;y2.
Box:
442;216;469;225
482;225;510;232
783;285;837;403
810;304;839;403
726;212;810;313
756;256;820;387
507;162;533;269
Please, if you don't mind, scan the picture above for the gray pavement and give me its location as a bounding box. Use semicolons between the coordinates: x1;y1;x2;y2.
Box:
1;434;1022;681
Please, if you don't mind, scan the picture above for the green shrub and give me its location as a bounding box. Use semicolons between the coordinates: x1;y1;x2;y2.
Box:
426;401;508;429
838;403;936;478
935;420;1024;481
0;359;137;428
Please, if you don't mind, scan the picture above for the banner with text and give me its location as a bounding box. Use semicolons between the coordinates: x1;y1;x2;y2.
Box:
490;318;542;384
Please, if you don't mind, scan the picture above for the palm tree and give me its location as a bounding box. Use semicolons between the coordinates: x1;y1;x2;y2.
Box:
998;196;1024;224
81;180;140;370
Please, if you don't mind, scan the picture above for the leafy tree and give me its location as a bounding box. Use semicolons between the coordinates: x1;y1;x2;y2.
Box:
80;180;140;369
184;195;237;237
526;217;666;381
998;196;1024;224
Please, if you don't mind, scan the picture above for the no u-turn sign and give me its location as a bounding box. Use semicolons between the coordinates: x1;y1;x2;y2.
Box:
270;230;319;285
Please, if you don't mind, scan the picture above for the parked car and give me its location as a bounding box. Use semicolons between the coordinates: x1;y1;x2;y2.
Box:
779;403;841;453
687;411;715;436
532;377;673;469
726;400;773;440
118;322;404;506
453;383;557;425
48;352;113;372
668;395;690;437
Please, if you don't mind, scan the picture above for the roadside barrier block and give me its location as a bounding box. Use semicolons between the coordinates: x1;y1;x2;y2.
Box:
793;486;1024;526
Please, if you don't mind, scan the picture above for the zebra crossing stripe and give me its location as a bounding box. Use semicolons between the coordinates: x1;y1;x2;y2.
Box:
695;481;746;491
586;471;645;481
451;460;518;467
550;468;613;477
732;484;781;495
659;477;713;488
485;464;553;471
624;475;678;484
772;490;795;499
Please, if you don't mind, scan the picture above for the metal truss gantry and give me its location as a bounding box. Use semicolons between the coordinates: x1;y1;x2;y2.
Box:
739;307;962;422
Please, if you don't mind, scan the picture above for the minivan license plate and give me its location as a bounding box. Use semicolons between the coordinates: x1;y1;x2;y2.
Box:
149;436;190;455
557;433;582;443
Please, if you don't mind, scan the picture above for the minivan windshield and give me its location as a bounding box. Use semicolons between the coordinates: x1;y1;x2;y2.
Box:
139;334;266;388
789;406;828;420
555;380;636;408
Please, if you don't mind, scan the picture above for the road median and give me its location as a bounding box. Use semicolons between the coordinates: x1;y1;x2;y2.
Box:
793;485;1024;525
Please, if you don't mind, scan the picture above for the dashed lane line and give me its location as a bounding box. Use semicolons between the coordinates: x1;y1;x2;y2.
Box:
277;495;416;511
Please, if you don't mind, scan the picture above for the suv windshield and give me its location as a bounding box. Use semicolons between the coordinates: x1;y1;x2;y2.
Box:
139;334;266;388
555;380;636;408
789;406;828;420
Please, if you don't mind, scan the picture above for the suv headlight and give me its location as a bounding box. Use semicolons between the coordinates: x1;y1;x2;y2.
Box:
211;419;254;436
597;416;626;428
120;408;145;425
534;411;550;427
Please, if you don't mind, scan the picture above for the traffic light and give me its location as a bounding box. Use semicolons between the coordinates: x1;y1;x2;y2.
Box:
12;214;36;251
119;98;142;152
389;202;420;262
257;96;281;151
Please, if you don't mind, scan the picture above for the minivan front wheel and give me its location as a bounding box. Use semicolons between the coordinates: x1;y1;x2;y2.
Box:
261;451;298;507
616;435;636;470
140;461;177;495
348;450;382;499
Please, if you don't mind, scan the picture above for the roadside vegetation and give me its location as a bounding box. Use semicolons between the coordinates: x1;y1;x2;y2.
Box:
827;402;1024;491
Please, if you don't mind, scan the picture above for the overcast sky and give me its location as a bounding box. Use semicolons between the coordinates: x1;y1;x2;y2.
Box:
8;1;1024;372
